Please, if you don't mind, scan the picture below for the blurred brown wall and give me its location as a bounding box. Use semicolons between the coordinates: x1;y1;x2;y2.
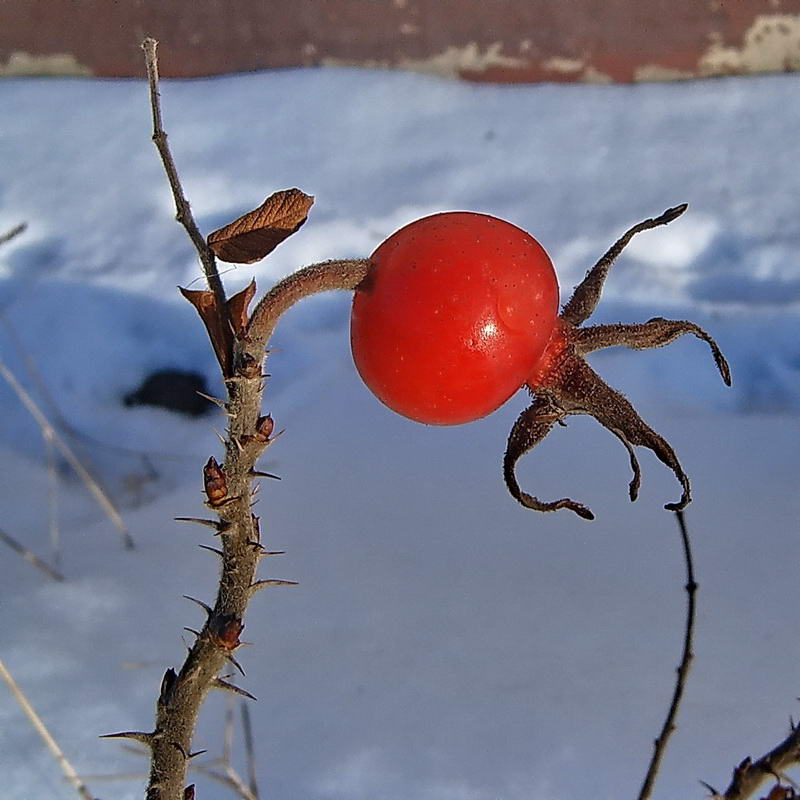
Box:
2;0;800;82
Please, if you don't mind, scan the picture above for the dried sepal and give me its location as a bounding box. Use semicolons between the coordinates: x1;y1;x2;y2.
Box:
179;279;260;375
180;286;233;375
203;457;228;507
209;615;244;652
184;785;196;800
505;205;730;518
227;279;257;334
254;414;274;442
207;188;314;264
241;414;276;449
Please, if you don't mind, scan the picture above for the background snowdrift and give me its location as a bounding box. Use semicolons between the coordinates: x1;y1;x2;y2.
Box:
0;68;798;799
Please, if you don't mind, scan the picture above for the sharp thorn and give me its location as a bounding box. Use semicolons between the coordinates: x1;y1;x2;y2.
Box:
226;653;246;677
250;469;281;480
175;516;225;531
271;428;286;443
195;391;229;411
211;677;257;701
183;627;201;638
698;779;719;796
183;595;213;616
250;579;298;595
100;730;154;747
188;749;207;760
212;428;227;446
198;544;224;557
172;741;188;759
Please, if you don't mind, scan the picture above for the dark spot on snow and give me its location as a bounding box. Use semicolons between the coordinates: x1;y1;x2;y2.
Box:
124;369;213;417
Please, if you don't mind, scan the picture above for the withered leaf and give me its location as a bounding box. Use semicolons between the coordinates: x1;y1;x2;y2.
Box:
207;188;314;264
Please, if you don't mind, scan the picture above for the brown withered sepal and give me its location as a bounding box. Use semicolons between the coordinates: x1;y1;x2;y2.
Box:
209;615;244;652
202;456;228;507
503;205;731;520
180;280;259;376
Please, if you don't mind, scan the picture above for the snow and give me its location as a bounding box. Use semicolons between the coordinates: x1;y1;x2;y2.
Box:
0;66;798;799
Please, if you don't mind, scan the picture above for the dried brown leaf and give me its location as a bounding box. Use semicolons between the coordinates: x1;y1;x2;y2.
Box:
207;188;314;264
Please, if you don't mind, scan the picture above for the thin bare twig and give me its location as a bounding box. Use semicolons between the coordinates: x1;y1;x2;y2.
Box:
0;657;95;800
141;38;227;313
0;526;64;582
0;356;133;549
636;509;697;800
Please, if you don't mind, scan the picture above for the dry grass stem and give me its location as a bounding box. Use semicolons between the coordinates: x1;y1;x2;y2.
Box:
0;357;132;549
0;526;64;582
0;657;95;800
141;38;227;312
44;433;62;569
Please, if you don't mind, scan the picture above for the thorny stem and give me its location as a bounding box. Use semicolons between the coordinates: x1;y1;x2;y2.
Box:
636;510;697;800
137;40;370;800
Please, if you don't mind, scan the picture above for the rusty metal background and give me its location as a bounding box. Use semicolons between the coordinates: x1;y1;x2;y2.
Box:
2;0;800;82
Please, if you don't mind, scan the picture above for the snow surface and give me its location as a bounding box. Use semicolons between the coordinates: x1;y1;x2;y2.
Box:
0;67;798;799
